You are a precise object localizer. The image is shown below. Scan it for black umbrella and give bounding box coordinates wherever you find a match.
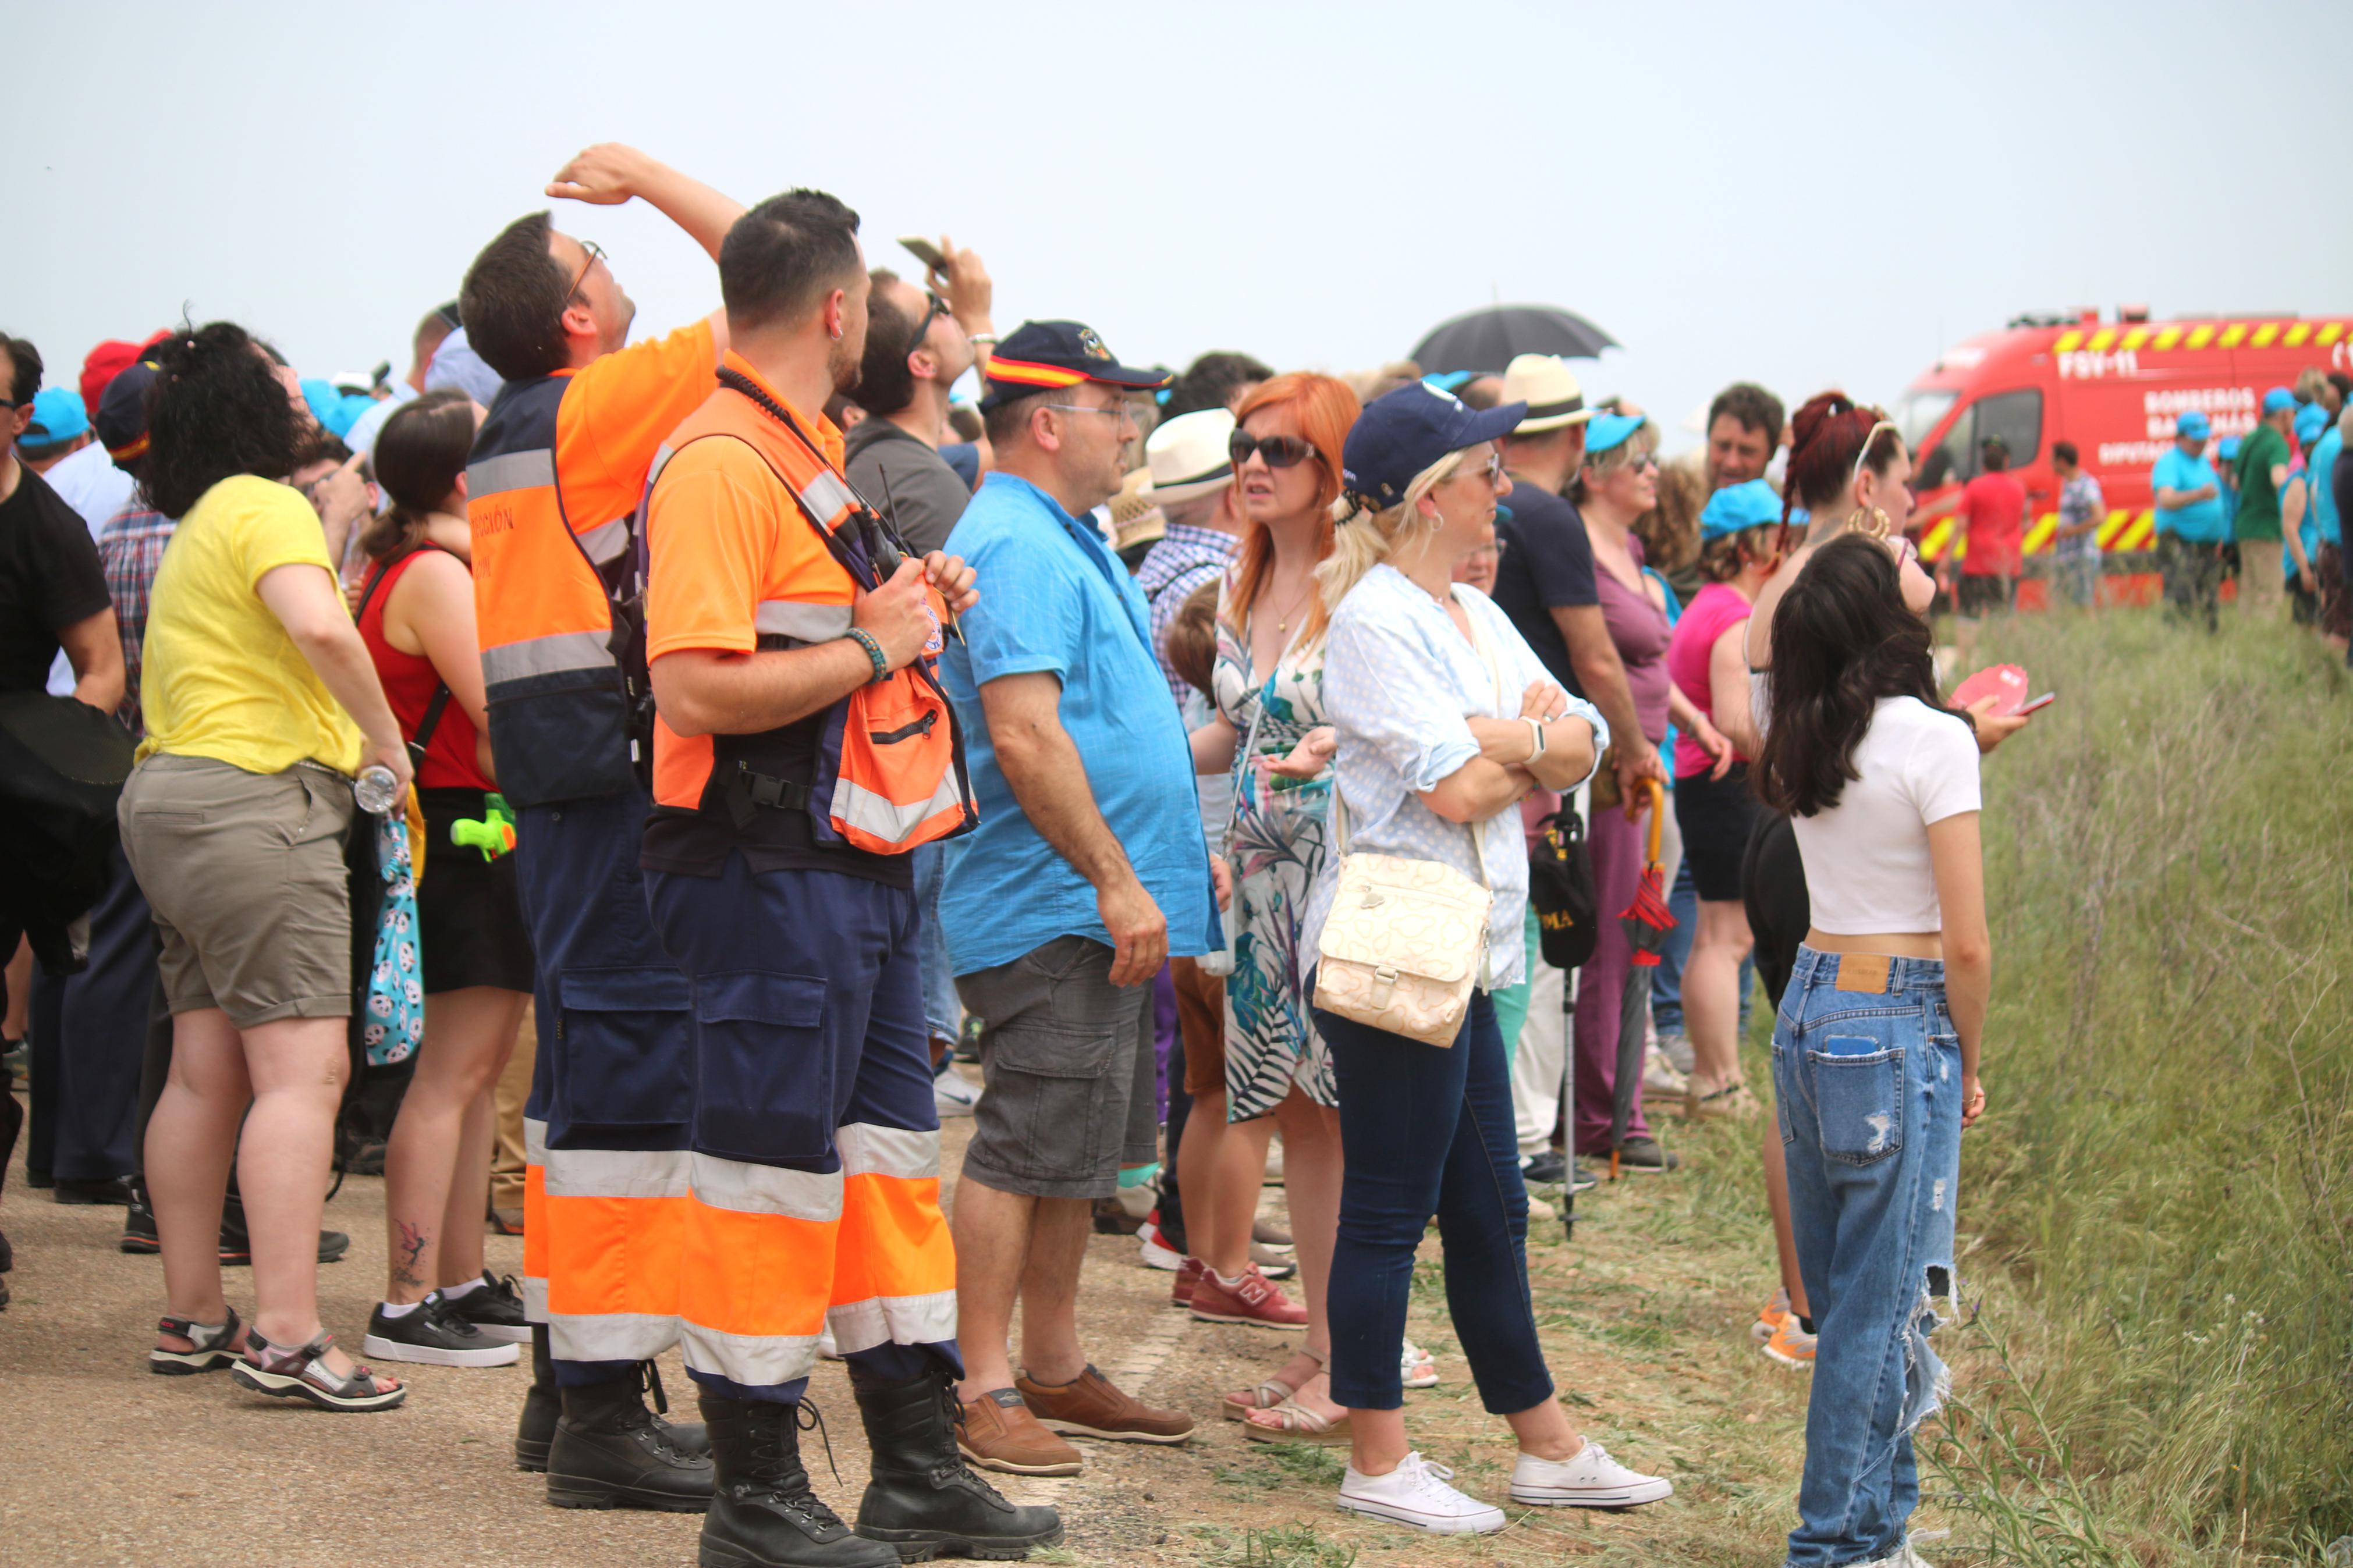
[1410,304,1620,376]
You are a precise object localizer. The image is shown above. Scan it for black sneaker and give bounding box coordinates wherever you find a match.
[1521,1149,1567,1186]
[363,1293,521,1367]
[218,1193,350,1265]
[123,1186,160,1253]
[1614,1137,1681,1174]
[1568,1162,1599,1194]
[442,1270,531,1343]
[55,1174,138,1206]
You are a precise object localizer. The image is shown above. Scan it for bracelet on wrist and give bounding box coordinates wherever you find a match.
[967,333,1000,347]
[1523,716,1546,761]
[845,627,891,684]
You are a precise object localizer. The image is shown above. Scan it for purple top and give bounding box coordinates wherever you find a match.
[1593,532,1672,745]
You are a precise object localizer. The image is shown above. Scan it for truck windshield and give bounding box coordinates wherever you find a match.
[1896,389,1956,452]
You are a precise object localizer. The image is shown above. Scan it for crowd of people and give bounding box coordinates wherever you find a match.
[5,140,2341,1568]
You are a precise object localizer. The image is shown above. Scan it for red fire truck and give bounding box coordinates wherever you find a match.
[1897,307,2348,600]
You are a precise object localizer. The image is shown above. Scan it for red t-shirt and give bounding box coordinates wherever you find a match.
[1959,471,2026,578]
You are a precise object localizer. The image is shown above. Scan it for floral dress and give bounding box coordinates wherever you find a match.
[1211,579,1336,1120]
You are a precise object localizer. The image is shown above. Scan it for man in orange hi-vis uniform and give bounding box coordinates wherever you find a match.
[456,144,740,1514]
[640,191,1060,1568]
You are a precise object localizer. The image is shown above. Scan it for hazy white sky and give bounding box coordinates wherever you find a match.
[13,0,2351,448]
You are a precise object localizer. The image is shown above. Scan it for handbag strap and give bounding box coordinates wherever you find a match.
[1216,608,1313,861]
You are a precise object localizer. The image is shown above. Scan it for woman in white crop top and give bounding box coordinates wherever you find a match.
[1751,531,1989,1568]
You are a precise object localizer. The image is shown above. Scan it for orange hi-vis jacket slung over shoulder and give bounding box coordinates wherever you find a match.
[639,353,975,856]
[466,320,716,807]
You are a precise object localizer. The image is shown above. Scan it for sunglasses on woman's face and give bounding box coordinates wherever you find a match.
[1229,431,1317,469]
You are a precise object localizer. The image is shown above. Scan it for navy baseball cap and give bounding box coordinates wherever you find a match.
[978,319,1171,413]
[1340,381,1525,512]
[97,361,161,466]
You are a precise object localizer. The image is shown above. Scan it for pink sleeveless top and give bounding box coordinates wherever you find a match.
[1666,581,1754,779]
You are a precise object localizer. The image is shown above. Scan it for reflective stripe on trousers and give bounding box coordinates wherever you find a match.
[645,855,959,1398]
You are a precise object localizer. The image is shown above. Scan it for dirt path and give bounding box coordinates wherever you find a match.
[0,1083,1854,1567]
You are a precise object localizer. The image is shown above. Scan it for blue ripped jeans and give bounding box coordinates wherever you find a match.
[1772,947,1964,1568]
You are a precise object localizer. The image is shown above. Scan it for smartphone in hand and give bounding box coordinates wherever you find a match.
[899,236,947,272]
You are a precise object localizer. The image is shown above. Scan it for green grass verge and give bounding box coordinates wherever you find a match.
[1926,606,2353,1563]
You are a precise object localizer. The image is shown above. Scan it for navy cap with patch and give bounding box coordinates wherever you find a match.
[978,319,1171,412]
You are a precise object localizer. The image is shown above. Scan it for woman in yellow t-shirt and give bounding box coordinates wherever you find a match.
[120,323,413,1412]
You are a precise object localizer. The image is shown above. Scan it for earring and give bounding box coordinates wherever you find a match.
[1846,506,1891,539]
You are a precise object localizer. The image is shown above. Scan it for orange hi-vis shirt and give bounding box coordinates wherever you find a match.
[640,354,925,883]
[465,318,715,806]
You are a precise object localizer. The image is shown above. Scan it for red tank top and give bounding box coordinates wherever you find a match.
[357,546,495,792]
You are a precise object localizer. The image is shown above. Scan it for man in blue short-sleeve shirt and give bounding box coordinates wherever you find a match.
[934,322,1211,1472]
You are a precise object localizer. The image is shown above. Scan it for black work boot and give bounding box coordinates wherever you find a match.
[643,1357,712,1459]
[850,1364,1063,1560]
[514,1325,561,1471]
[546,1372,715,1512]
[698,1396,897,1567]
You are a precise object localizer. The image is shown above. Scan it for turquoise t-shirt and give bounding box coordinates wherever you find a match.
[938,474,1220,976]
[2151,449,2228,543]
[2309,427,2342,547]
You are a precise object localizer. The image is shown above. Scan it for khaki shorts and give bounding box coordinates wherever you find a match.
[955,936,1158,1200]
[119,753,356,1029]
[1170,956,1227,1099]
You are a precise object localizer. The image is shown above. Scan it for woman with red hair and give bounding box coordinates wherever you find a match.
[1183,372,1369,1438]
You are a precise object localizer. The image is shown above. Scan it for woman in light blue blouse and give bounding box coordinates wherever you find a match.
[1296,383,1673,1535]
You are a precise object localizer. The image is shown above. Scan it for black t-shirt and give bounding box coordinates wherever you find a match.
[1490,478,1599,698]
[0,464,111,694]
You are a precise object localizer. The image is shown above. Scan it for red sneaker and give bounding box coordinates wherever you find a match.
[1172,1256,1205,1309]
[1188,1265,1307,1329]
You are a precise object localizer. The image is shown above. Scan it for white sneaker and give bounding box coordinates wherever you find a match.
[933,1065,981,1118]
[1337,1451,1506,1535]
[1856,1545,1937,1568]
[1509,1439,1673,1507]
[1136,1218,1184,1271]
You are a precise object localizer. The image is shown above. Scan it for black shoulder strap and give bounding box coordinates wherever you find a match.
[354,543,459,765]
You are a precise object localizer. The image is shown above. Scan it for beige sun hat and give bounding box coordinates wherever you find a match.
[1500,354,1598,433]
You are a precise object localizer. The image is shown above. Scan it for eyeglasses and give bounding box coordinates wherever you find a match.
[566,239,608,302]
[1228,431,1318,469]
[906,290,945,354]
[1044,402,1135,428]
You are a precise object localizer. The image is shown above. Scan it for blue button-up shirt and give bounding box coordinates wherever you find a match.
[940,474,1219,976]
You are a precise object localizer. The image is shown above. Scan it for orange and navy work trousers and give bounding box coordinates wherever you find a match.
[646,854,961,1403]
[514,785,693,1387]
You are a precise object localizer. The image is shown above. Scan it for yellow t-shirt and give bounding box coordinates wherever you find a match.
[137,474,364,775]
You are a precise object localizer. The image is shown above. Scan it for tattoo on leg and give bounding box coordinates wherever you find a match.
[393,1221,430,1290]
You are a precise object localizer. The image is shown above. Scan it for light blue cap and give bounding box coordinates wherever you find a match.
[21,387,88,450]
[2294,401,2329,446]
[2262,386,2297,415]
[1699,478,1786,539]
[2219,436,2242,460]
[2176,410,2210,439]
[1584,411,1646,456]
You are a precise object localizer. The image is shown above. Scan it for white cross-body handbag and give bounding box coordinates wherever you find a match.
[1310,588,1507,1048]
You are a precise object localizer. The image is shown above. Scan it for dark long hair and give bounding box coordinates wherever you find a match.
[1755,533,1951,817]
[362,389,476,561]
[144,323,306,520]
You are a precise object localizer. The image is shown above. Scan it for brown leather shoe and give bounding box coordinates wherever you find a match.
[1016,1365,1195,1445]
[957,1386,1082,1475]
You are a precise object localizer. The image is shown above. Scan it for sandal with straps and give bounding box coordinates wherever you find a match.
[230,1328,407,1411]
[1401,1338,1439,1390]
[1222,1347,1325,1421]
[1240,1396,1353,1446]
[151,1307,246,1375]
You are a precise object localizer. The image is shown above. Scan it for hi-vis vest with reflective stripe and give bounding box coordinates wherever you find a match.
[642,381,977,856]
[466,375,644,807]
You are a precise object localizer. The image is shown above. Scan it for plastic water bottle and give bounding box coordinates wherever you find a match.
[352,765,401,816]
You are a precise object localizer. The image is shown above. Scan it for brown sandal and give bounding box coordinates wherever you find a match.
[230,1328,406,1411]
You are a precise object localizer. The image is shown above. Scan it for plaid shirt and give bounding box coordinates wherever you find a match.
[1134,521,1238,705]
[98,501,178,736]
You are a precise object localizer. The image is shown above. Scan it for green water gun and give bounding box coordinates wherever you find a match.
[451,793,516,861]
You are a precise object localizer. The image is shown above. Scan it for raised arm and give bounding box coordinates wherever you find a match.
[546,144,746,263]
